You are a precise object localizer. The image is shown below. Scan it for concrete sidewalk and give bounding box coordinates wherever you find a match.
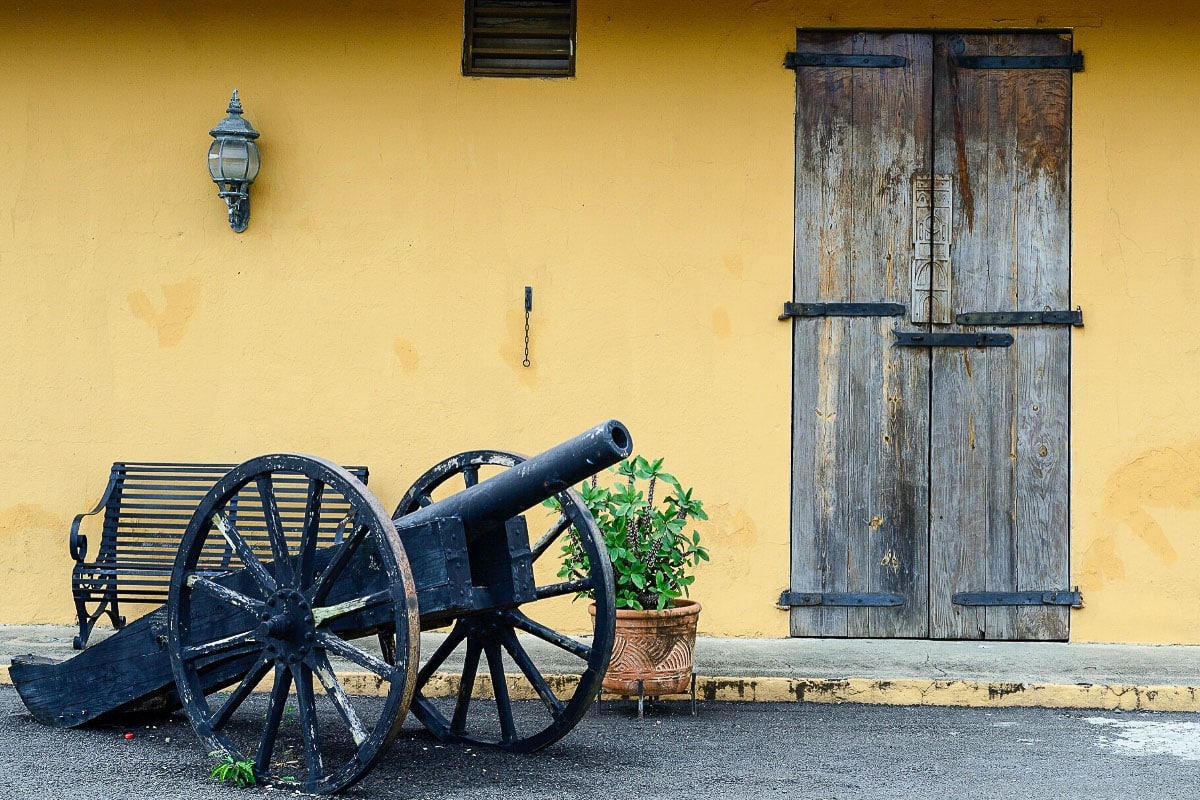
[3,624,1199,711]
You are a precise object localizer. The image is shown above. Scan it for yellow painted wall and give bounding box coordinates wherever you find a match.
[0,1,1197,644]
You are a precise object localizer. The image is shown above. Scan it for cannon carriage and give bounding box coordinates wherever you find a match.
[11,420,632,794]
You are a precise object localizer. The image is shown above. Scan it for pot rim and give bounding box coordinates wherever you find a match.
[589,598,701,619]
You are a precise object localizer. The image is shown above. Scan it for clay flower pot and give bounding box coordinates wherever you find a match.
[591,599,701,696]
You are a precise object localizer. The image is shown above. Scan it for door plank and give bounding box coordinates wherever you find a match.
[790,31,932,637]
[928,33,1072,640]
[1010,38,1073,641]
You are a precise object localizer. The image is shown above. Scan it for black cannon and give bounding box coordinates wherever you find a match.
[11,420,632,793]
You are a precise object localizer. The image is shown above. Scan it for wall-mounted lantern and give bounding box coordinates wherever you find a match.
[207,90,260,233]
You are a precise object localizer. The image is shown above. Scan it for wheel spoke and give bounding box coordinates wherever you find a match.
[187,640,263,672]
[483,640,516,745]
[417,624,469,685]
[506,610,592,661]
[182,628,260,664]
[298,479,325,586]
[186,575,263,615]
[416,493,433,508]
[311,589,391,627]
[500,628,564,718]
[291,663,324,787]
[531,513,573,560]
[212,657,273,730]
[378,631,398,666]
[462,465,480,488]
[311,516,369,604]
[534,577,594,600]
[211,511,277,594]
[255,663,293,775]
[451,638,483,735]
[309,652,371,746]
[316,630,396,679]
[257,476,295,586]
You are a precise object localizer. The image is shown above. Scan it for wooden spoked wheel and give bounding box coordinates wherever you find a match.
[167,454,419,794]
[393,450,616,753]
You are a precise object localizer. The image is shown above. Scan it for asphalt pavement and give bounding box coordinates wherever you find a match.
[1,686,1198,799]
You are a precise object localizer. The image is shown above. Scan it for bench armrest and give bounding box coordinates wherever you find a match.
[69,468,121,563]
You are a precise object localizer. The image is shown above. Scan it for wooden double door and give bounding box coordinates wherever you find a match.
[787,31,1076,640]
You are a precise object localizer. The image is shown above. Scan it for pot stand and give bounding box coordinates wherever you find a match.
[594,672,697,719]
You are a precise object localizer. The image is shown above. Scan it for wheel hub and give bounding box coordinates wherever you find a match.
[257,589,315,664]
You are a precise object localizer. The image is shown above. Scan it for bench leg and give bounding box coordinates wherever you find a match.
[73,592,98,650]
[72,578,126,649]
[108,597,126,631]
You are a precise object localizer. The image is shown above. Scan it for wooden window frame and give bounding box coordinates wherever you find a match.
[463,0,577,78]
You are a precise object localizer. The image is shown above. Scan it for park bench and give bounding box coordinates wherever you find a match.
[68,461,369,649]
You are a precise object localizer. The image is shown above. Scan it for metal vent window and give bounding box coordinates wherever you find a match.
[463,0,576,78]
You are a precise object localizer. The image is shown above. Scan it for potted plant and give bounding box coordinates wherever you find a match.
[554,455,709,696]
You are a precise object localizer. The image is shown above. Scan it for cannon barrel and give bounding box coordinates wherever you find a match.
[394,419,632,537]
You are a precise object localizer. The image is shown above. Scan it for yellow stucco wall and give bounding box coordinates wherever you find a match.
[0,1,1197,643]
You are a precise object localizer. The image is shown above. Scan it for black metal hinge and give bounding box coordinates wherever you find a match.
[956,309,1084,327]
[785,52,908,69]
[955,53,1084,72]
[778,591,905,608]
[893,331,1014,348]
[780,302,906,320]
[952,590,1083,608]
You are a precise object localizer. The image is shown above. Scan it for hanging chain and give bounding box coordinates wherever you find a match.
[522,286,532,368]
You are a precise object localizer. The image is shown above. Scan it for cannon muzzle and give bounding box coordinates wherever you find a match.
[393,419,632,537]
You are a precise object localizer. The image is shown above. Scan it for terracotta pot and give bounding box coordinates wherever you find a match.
[590,599,701,696]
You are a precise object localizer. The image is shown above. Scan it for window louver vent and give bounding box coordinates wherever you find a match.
[463,0,576,78]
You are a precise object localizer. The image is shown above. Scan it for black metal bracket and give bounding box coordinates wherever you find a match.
[956,309,1083,327]
[780,302,906,320]
[955,53,1084,72]
[785,52,908,69]
[778,591,905,608]
[893,331,1014,348]
[952,590,1083,608]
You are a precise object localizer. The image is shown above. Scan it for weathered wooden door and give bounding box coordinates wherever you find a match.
[787,31,1075,640]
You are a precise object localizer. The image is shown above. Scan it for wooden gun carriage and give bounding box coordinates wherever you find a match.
[11,420,632,794]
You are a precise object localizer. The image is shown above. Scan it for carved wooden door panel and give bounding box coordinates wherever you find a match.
[788,31,1074,640]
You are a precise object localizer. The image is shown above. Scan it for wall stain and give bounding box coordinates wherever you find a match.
[392,338,420,374]
[128,278,202,347]
[0,504,65,539]
[722,253,744,279]
[1080,535,1127,588]
[712,307,732,339]
[1098,443,1200,566]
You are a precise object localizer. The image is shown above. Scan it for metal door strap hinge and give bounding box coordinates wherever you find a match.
[955,53,1084,72]
[893,331,1014,348]
[785,52,908,69]
[952,590,1083,608]
[780,302,906,320]
[778,591,905,608]
[956,309,1083,327]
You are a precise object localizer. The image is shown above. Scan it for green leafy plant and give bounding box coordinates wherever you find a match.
[209,750,256,788]
[552,455,709,610]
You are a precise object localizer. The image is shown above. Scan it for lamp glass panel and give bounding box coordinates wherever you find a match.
[207,140,224,180]
[217,139,250,181]
[244,141,260,182]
